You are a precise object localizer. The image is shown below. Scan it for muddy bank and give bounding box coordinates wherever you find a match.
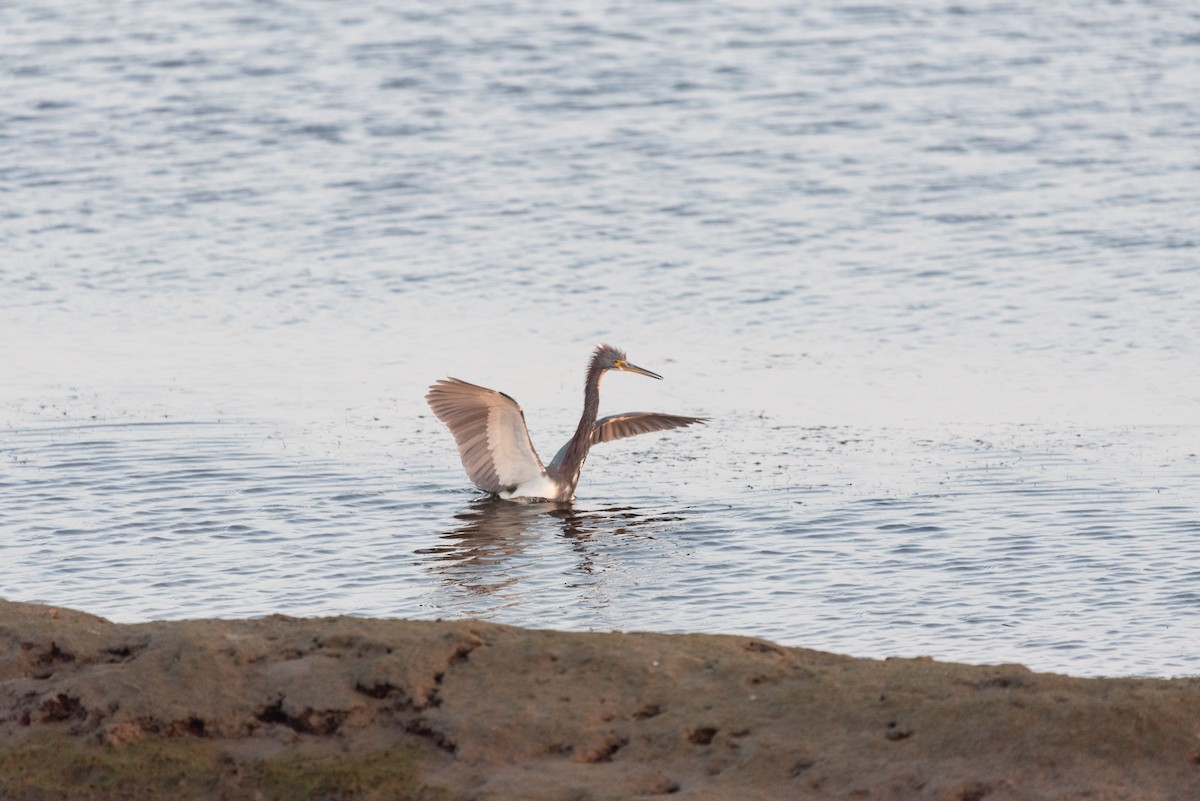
[1,599,1198,800]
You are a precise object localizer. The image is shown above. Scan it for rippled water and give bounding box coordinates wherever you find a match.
[3,0,1198,677]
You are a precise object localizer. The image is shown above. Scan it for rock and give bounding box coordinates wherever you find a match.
[1,598,1198,800]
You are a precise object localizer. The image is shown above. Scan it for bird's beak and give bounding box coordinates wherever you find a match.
[615,360,662,380]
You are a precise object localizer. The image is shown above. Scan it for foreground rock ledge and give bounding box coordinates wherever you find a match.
[1,600,1198,800]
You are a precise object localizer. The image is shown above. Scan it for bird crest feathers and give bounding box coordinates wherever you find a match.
[590,343,626,369]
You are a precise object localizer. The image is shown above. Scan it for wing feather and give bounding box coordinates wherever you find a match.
[591,412,708,445]
[426,378,547,492]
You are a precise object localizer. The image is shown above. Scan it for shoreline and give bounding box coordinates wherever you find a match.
[2,598,1198,799]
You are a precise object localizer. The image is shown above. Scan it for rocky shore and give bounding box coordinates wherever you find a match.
[1,598,1197,800]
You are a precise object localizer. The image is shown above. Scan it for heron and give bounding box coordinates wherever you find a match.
[426,344,707,502]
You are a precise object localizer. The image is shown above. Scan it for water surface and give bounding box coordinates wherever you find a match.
[2,0,1198,677]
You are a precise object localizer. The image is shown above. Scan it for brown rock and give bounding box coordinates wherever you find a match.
[2,598,1198,800]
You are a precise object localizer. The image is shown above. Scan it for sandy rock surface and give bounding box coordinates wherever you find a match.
[2,598,1198,800]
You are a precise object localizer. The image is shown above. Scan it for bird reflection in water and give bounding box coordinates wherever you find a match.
[415,495,687,598]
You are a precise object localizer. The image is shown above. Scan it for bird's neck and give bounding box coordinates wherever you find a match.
[555,363,603,498]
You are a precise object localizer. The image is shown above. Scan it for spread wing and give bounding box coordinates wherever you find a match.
[591,413,708,446]
[426,378,548,492]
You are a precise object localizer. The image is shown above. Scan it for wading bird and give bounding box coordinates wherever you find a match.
[426,344,706,502]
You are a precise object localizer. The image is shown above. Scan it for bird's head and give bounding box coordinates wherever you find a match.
[591,343,662,379]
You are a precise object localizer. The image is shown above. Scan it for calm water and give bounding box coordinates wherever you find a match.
[2,0,1198,677]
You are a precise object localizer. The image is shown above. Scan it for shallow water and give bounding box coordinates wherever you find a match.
[3,0,1199,677]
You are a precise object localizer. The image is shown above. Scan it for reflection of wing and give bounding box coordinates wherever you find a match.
[591,412,708,445]
[426,378,547,492]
